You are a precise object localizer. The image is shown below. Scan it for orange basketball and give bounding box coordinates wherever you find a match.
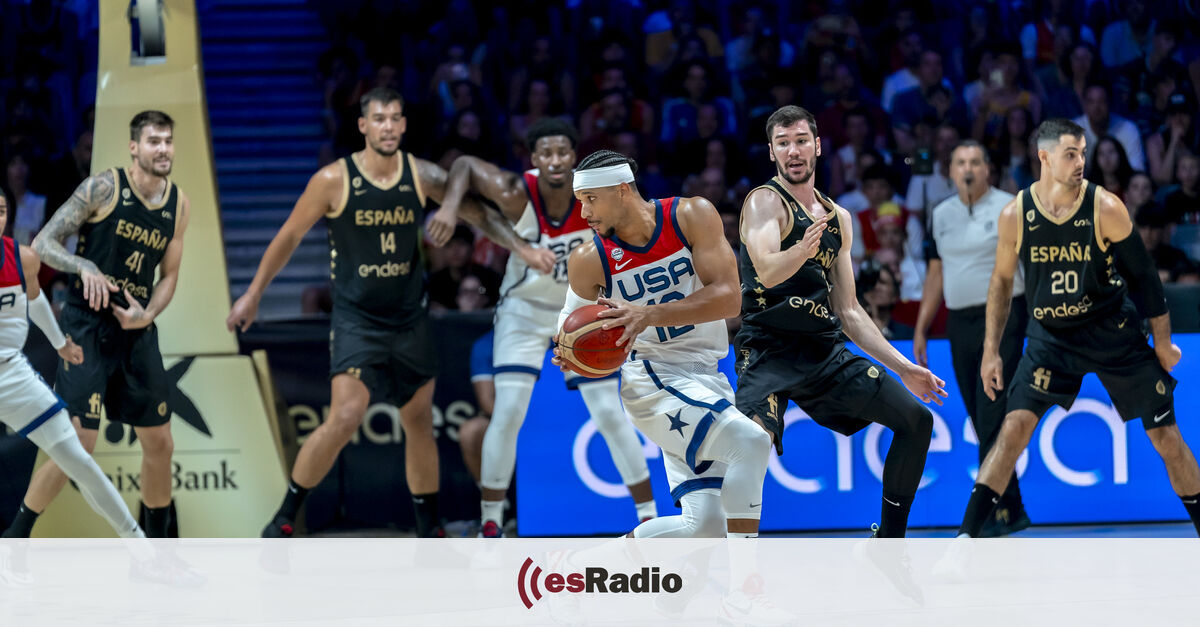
[557,304,627,378]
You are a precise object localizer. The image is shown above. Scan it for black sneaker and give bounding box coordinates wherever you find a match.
[980,506,1032,537]
[261,515,295,538]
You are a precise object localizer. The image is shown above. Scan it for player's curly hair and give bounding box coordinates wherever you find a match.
[575,149,639,175]
[525,118,578,152]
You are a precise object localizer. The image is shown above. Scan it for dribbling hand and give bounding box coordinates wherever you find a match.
[596,297,646,351]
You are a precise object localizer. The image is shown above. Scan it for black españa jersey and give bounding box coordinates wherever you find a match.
[739,179,844,343]
[1018,181,1127,329]
[328,151,426,328]
[69,167,177,310]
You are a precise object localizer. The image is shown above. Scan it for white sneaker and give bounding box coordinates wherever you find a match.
[852,525,924,605]
[0,543,32,588]
[931,535,974,583]
[718,575,797,626]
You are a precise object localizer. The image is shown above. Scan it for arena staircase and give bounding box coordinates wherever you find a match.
[199,0,328,318]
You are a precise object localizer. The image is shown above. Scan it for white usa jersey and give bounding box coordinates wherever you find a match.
[497,170,592,309]
[0,237,30,359]
[595,198,727,367]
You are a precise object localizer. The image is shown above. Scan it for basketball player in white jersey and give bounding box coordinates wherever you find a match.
[0,194,147,545]
[437,120,655,537]
[554,150,788,623]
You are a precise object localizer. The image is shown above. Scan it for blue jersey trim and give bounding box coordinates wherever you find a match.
[493,364,542,378]
[670,477,723,507]
[18,399,67,437]
[609,199,664,254]
[593,232,613,297]
[669,200,690,249]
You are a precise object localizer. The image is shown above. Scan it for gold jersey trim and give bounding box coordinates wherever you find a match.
[89,167,121,223]
[122,167,173,210]
[328,159,350,219]
[351,151,404,190]
[408,153,427,207]
[1029,181,1086,225]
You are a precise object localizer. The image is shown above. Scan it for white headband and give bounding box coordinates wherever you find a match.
[572,163,635,192]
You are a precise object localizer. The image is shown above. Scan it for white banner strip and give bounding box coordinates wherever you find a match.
[0,538,1196,625]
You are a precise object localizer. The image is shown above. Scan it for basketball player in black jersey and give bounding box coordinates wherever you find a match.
[226,88,553,538]
[2,111,190,539]
[735,106,947,539]
[945,119,1200,544]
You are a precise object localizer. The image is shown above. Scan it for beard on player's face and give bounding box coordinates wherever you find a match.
[137,152,172,176]
[776,160,814,185]
[368,136,399,157]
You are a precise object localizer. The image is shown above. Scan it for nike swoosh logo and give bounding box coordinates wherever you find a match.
[991,498,999,504]
[883,497,900,507]
[354,190,368,196]
[615,259,632,271]
[1118,319,1127,329]
[1154,410,1171,423]
[749,502,761,509]
[1184,499,1198,505]
[1029,224,1041,231]
[122,200,134,206]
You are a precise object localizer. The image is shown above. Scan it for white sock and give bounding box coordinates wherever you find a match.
[481,499,504,525]
[635,499,657,520]
[727,536,760,593]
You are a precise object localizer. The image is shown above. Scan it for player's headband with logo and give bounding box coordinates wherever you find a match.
[572,164,635,192]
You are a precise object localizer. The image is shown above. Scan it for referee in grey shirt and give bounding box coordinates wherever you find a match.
[914,140,1031,536]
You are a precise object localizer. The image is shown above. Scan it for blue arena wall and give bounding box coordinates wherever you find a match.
[516,334,1200,536]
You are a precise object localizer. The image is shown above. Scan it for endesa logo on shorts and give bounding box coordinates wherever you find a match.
[516,557,682,609]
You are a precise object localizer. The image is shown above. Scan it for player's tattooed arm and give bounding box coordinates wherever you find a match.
[413,156,554,274]
[432,156,528,245]
[33,170,119,310]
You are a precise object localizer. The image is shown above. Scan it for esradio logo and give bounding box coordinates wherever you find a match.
[517,557,683,609]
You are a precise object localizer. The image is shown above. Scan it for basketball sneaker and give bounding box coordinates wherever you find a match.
[261,515,295,538]
[478,520,503,538]
[718,574,797,626]
[853,525,924,605]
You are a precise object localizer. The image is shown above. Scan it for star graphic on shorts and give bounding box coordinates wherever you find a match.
[756,297,767,306]
[667,410,688,437]
[753,286,764,294]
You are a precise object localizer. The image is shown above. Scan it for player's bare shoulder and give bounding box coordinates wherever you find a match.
[673,195,721,238]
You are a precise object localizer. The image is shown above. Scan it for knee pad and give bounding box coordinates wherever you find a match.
[701,416,772,465]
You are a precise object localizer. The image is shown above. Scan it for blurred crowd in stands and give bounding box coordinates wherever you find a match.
[5,0,1200,339]
[309,0,1200,339]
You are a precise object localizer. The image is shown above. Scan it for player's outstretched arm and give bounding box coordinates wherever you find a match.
[33,169,119,310]
[596,197,741,347]
[741,187,828,288]
[828,205,947,405]
[226,165,338,332]
[430,156,529,246]
[19,245,82,364]
[412,156,554,274]
[114,192,191,330]
[1097,188,1179,371]
[980,198,1021,399]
